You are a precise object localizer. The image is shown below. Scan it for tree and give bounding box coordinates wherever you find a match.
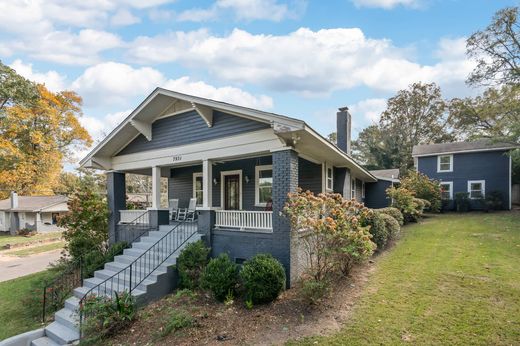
[0,60,39,113]
[0,84,92,198]
[467,7,520,86]
[352,125,399,170]
[449,85,520,145]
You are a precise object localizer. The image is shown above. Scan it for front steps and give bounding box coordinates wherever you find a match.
[30,224,201,346]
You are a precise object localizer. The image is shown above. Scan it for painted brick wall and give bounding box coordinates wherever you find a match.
[365,180,392,208]
[118,110,269,156]
[417,150,511,209]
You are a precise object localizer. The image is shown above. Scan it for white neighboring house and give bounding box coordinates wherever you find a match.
[0,192,68,235]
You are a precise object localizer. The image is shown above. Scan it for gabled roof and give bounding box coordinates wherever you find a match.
[412,139,517,157]
[0,195,68,212]
[369,169,400,182]
[80,88,377,182]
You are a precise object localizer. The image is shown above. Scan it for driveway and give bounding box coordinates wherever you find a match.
[0,249,62,282]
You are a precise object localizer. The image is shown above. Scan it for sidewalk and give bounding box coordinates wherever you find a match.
[0,249,62,282]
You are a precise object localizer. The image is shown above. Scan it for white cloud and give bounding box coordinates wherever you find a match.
[110,9,141,26]
[176,0,306,22]
[9,59,67,92]
[351,0,421,9]
[128,28,473,96]
[349,98,387,123]
[71,62,274,109]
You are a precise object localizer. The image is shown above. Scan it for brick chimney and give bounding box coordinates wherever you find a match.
[10,191,18,209]
[336,106,352,155]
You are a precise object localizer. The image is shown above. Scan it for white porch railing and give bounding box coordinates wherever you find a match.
[215,210,273,231]
[119,210,149,224]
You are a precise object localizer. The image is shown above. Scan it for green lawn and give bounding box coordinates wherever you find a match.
[0,271,55,340]
[294,212,520,346]
[5,241,65,257]
[0,232,62,249]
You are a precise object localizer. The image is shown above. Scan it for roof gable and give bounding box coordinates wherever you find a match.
[412,140,517,157]
[0,195,68,212]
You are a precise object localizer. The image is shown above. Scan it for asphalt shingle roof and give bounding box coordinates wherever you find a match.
[0,195,68,212]
[369,169,400,181]
[412,140,517,157]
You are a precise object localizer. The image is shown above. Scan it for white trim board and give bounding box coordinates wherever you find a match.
[192,172,203,207]
[439,181,453,200]
[255,164,273,207]
[467,180,486,199]
[437,154,453,173]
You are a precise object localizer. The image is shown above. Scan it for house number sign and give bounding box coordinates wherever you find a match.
[172,155,182,162]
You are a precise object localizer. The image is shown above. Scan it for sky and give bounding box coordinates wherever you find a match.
[1,0,517,167]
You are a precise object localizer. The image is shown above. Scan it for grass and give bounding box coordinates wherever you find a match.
[0,271,55,340]
[5,241,65,257]
[294,212,520,346]
[0,232,62,249]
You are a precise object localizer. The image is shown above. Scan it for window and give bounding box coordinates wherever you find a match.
[440,181,453,200]
[437,155,453,172]
[326,164,333,191]
[193,173,203,206]
[351,178,356,199]
[468,180,485,199]
[255,165,273,206]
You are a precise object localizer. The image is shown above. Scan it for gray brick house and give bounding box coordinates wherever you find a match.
[80,88,383,283]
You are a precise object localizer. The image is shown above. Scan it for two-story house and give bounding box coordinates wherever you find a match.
[412,140,516,210]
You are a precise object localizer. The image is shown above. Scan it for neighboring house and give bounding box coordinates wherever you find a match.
[365,169,400,209]
[0,192,68,235]
[412,140,516,210]
[79,88,389,284]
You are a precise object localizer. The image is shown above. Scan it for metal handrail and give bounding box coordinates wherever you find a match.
[78,219,198,339]
[116,209,151,244]
[41,211,152,323]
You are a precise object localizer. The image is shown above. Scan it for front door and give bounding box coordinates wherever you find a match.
[224,174,240,210]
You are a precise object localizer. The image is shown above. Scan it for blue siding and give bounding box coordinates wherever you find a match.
[118,110,269,155]
[298,158,321,194]
[334,167,348,195]
[417,150,510,209]
[365,180,392,208]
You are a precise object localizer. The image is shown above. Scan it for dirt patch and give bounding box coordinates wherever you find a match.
[107,261,378,346]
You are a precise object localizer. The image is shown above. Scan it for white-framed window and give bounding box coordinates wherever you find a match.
[192,172,203,206]
[351,178,356,199]
[468,180,485,199]
[326,164,334,191]
[437,154,453,172]
[255,165,273,207]
[440,181,453,200]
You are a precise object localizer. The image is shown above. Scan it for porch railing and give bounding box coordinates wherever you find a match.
[119,210,149,224]
[215,210,273,231]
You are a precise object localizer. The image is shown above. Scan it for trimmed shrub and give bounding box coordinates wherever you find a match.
[201,253,239,301]
[386,187,420,223]
[455,192,470,212]
[240,254,286,304]
[400,171,442,212]
[413,198,425,214]
[379,213,400,240]
[300,280,329,305]
[378,207,404,226]
[483,191,504,211]
[362,210,388,250]
[177,240,210,289]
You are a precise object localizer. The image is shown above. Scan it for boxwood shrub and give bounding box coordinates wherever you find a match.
[201,253,239,301]
[240,254,286,304]
[362,210,388,250]
[379,212,400,240]
[177,240,210,289]
[378,207,404,226]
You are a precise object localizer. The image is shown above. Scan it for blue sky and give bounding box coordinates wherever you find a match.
[0,0,517,165]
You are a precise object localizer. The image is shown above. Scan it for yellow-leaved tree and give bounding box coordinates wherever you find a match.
[0,82,92,198]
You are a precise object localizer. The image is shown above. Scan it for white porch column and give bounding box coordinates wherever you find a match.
[202,159,213,208]
[152,166,161,209]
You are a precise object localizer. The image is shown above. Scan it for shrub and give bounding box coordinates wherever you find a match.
[300,280,329,305]
[379,213,400,240]
[362,210,388,250]
[455,192,470,212]
[386,187,420,223]
[80,291,136,343]
[483,191,504,211]
[158,309,194,338]
[17,228,36,237]
[378,207,404,226]
[177,240,210,289]
[240,254,286,304]
[413,198,425,214]
[400,171,442,212]
[441,199,453,212]
[284,190,376,280]
[201,253,239,301]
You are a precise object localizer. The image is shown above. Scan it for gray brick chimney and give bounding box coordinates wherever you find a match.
[337,106,352,155]
[10,191,18,209]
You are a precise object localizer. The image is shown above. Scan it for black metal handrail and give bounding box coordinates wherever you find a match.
[42,210,152,323]
[116,209,152,244]
[78,219,198,338]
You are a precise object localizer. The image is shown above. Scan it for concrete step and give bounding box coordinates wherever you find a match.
[83,276,154,292]
[73,284,146,300]
[54,308,78,330]
[30,336,60,346]
[44,321,79,345]
[94,268,167,284]
[114,254,177,267]
[64,296,80,311]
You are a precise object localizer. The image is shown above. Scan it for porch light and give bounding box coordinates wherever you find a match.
[245,175,250,183]
[213,178,219,185]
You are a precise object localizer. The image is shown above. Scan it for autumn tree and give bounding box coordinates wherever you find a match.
[0,61,39,112]
[0,84,92,198]
[467,7,520,86]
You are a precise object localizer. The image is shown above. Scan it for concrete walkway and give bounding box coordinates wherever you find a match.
[0,249,62,283]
